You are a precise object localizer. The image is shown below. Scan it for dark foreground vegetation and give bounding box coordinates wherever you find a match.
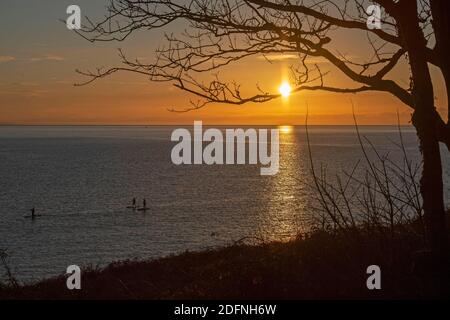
[1,224,449,300]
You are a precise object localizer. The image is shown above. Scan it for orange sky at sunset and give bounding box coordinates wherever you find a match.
[0,1,448,125]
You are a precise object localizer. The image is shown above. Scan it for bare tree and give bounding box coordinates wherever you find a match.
[307,113,425,242]
[77,0,449,255]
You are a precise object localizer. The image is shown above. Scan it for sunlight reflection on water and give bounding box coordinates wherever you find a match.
[0,125,448,282]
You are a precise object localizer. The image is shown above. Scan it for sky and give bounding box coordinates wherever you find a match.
[0,0,448,125]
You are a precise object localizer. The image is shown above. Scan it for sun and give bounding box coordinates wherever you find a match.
[279,82,292,98]
[279,125,293,134]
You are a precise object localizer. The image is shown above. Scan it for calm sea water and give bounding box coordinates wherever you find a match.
[0,125,449,283]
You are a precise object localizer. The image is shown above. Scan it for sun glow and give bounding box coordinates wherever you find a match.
[279,82,292,98]
[279,125,293,134]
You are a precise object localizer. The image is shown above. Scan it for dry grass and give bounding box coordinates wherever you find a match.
[1,225,448,300]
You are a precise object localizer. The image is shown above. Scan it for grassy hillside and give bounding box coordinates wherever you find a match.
[1,227,449,299]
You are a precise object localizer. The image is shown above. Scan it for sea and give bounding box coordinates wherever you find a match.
[0,125,449,283]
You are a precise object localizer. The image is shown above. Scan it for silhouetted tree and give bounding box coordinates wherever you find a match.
[78,0,449,255]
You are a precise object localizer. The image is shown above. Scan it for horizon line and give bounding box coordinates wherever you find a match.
[0,123,414,127]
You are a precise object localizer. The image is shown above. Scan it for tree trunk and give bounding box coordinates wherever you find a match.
[412,109,447,254]
[398,1,448,254]
[431,0,450,123]
[431,0,450,153]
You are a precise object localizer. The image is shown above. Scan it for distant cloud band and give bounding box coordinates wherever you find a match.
[30,54,64,62]
[0,56,15,63]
